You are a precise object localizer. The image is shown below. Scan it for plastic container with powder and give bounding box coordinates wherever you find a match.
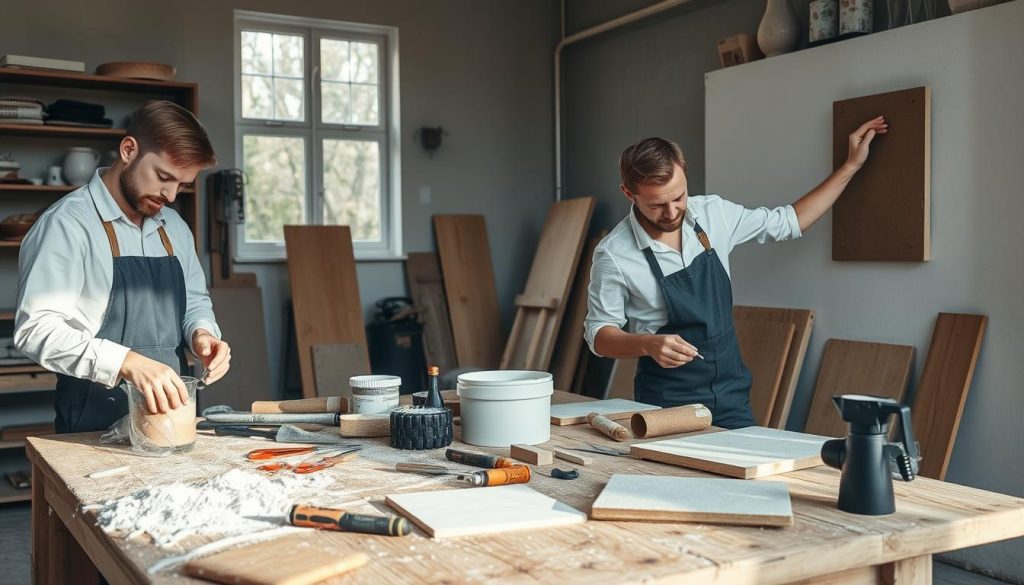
[349,375,402,414]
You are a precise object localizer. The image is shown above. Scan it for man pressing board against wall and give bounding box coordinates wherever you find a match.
[15,101,232,433]
[585,117,886,429]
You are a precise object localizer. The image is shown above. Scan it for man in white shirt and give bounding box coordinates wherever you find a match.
[15,100,232,433]
[585,116,887,429]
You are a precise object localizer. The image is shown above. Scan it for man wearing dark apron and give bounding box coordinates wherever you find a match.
[16,101,232,433]
[585,118,886,429]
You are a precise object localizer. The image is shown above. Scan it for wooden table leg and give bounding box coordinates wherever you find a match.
[32,462,100,585]
[31,463,49,585]
[881,555,932,585]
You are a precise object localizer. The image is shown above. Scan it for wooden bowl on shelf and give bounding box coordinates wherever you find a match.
[95,61,177,81]
[0,214,37,241]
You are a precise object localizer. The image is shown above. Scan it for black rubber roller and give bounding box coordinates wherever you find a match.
[390,406,453,450]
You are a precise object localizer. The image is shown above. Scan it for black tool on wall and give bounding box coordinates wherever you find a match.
[207,168,246,280]
[821,395,919,515]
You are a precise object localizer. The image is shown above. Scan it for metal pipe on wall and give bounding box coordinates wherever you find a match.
[554,0,696,201]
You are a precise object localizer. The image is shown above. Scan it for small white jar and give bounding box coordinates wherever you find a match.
[349,375,402,414]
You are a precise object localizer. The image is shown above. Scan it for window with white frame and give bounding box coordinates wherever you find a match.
[233,11,401,260]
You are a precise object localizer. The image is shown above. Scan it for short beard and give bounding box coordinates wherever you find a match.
[119,163,167,218]
[634,205,684,234]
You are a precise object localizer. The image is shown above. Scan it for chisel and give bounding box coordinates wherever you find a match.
[445,448,517,469]
[395,463,531,487]
[289,504,410,536]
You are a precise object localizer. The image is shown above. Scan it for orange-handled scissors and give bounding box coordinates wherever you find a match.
[246,445,358,461]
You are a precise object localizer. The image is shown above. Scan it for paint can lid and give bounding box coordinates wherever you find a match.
[349,375,402,389]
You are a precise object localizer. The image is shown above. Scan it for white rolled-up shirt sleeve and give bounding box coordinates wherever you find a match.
[722,198,802,247]
[178,227,221,350]
[14,215,129,388]
[584,246,630,356]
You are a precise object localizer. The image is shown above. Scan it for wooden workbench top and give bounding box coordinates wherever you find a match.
[26,391,1024,584]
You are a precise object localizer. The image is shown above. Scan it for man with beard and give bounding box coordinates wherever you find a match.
[585,117,887,429]
[15,100,231,433]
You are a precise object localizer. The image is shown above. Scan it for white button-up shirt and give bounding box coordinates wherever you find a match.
[584,195,802,355]
[14,169,220,388]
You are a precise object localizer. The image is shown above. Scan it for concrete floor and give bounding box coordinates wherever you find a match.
[0,502,1015,584]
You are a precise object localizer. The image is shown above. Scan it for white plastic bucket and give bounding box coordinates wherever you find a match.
[457,370,552,447]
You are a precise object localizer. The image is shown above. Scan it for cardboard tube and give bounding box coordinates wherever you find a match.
[630,404,713,438]
[587,412,632,442]
[251,396,347,414]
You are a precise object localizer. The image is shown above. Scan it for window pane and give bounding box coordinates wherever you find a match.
[322,139,380,241]
[243,135,306,243]
[274,78,305,121]
[350,84,379,125]
[241,31,272,75]
[273,33,303,78]
[241,75,273,119]
[321,82,350,124]
[320,38,349,82]
[350,42,378,84]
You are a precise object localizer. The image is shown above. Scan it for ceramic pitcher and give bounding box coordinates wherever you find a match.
[63,147,101,186]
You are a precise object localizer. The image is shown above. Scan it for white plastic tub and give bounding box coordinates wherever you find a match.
[457,370,552,447]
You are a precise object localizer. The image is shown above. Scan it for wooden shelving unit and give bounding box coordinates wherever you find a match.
[0,69,205,503]
[0,122,126,139]
[0,480,31,504]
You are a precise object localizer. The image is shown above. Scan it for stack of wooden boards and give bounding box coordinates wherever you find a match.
[404,198,597,384]
[606,305,816,427]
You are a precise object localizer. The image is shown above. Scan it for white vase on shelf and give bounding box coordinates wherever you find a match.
[62,147,100,186]
[757,0,800,57]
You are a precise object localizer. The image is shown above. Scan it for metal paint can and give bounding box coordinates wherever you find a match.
[349,375,402,414]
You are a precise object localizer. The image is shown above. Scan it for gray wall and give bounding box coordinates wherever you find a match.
[565,0,1023,579]
[706,1,1024,577]
[0,0,559,400]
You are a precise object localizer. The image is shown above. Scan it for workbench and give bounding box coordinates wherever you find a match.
[27,391,1024,584]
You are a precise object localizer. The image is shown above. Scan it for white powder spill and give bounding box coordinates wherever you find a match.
[95,468,332,547]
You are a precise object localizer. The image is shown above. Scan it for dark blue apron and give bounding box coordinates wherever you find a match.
[54,209,189,434]
[634,218,756,429]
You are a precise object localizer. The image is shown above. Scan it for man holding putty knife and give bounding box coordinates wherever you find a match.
[15,100,231,433]
[585,117,887,429]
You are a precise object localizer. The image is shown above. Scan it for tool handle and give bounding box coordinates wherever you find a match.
[445,448,515,469]
[214,426,277,439]
[290,504,410,536]
[246,447,313,460]
[252,397,344,414]
[478,465,531,486]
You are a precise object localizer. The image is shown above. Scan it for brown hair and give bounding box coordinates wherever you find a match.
[618,137,687,192]
[126,100,216,168]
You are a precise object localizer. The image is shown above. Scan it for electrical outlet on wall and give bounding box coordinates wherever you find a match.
[419,185,432,205]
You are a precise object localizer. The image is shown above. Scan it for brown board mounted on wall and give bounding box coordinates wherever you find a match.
[284,226,367,398]
[912,312,987,480]
[501,197,595,372]
[433,215,504,369]
[832,86,931,261]
[804,338,915,438]
[404,252,458,373]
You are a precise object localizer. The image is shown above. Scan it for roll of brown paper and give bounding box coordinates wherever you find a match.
[631,404,713,438]
[587,412,633,442]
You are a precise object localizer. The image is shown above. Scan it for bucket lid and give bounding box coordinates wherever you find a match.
[457,370,552,386]
[457,370,553,401]
[349,375,402,389]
